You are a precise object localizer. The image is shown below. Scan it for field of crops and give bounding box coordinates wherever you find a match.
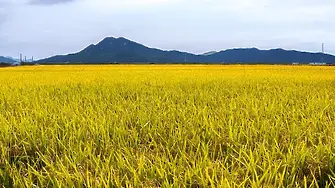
[0,65,334,187]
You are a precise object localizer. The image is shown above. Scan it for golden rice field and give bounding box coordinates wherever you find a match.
[0,65,334,187]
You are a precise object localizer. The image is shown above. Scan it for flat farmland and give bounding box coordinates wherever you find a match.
[0,65,334,187]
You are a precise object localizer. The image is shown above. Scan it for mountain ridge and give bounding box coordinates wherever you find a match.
[37,37,335,64]
[0,56,16,63]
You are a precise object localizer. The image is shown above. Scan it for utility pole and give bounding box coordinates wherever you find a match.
[321,43,325,63]
[20,54,22,63]
[322,43,324,53]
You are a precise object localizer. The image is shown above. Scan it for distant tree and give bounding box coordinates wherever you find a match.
[0,62,11,67]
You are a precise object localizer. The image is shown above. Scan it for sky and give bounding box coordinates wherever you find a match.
[0,0,334,59]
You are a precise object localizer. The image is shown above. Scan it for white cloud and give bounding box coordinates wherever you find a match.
[0,0,334,58]
[29,0,77,5]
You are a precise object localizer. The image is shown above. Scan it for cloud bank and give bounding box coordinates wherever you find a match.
[29,0,76,5]
[0,0,334,59]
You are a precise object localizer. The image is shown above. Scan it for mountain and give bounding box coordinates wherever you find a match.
[39,37,202,64]
[38,37,335,64]
[205,48,335,64]
[202,51,218,56]
[0,56,16,63]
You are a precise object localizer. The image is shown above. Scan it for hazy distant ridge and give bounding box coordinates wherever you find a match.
[37,37,335,64]
[0,56,16,63]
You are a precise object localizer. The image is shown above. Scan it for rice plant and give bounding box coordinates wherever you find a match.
[0,65,334,187]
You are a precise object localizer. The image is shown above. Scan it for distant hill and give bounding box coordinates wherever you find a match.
[38,37,335,64]
[38,37,202,64]
[6,56,20,62]
[205,48,335,64]
[202,51,218,56]
[0,56,16,63]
